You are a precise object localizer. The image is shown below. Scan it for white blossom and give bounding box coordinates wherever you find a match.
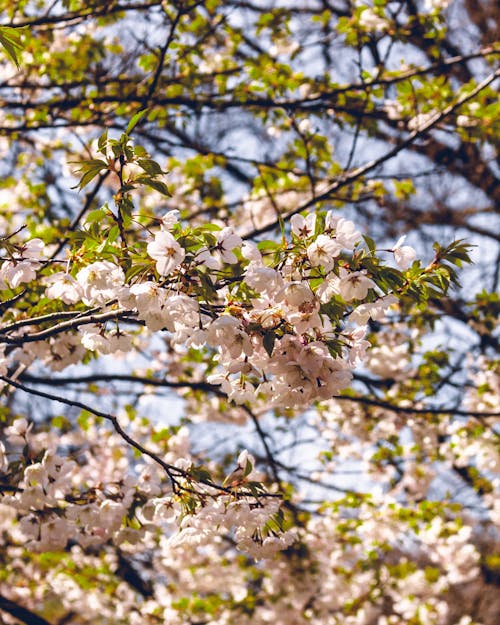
[291,213,316,238]
[338,269,375,301]
[159,209,180,231]
[147,231,185,276]
[408,111,437,132]
[76,261,125,305]
[216,227,242,264]
[0,441,8,473]
[45,272,84,304]
[276,281,315,307]
[307,234,342,269]
[0,259,38,288]
[424,0,451,10]
[5,417,33,446]
[349,294,398,324]
[393,235,417,270]
[359,7,390,31]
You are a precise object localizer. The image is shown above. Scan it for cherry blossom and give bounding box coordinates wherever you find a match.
[291,213,317,238]
[326,215,361,250]
[392,235,417,270]
[147,230,185,276]
[307,234,342,269]
[159,209,180,230]
[76,261,125,305]
[5,417,33,446]
[0,239,45,289]
[358,7,390,31]
[45,271,84,304]
[337,268,375,301]
[0,441,8,473]
[0,5,496,623]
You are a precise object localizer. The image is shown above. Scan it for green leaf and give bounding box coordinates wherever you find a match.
[71,159,108,190]
[189,466,213,483]
[85,208,107,223]
[263,331,276,357]
[0,26,28,68]
[243,458,254,477]
[126,109,148,135]
[257,239,281,252]
[137,158,165,176]
[363,235,376,254]
[246,481,267,496]
[107,225,120,243]
[133,145,148,157]
[136,176,171,196]
[97,129,108,154]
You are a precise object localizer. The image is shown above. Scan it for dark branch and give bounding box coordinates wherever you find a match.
[0,594,52,625]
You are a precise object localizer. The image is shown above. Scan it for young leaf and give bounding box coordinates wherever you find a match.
[137,158,166,176]
[243,458,254,477]
[263,331,276,357]
[0,26,28,69]
[97,129,108,154]
[363,235,376,254]
[126,109,148,135]
[71,159,108,190]
[136,176,171,196]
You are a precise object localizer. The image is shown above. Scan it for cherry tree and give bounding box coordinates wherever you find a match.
[0,1,498,624]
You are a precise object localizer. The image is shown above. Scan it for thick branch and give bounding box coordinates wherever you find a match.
[0,594,52,625]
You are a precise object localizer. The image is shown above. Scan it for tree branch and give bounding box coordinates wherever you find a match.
[242,67,500,239]
[0,594,52,625]
[0,375,279,499]
[17,372,500,418]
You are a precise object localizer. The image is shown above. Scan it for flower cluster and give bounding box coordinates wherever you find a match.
[0,238,45,289]
[1,415,290,559]
[34,211,420,411]
[0,2,497,623]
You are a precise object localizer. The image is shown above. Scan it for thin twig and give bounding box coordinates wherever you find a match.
[18,372,500,418]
